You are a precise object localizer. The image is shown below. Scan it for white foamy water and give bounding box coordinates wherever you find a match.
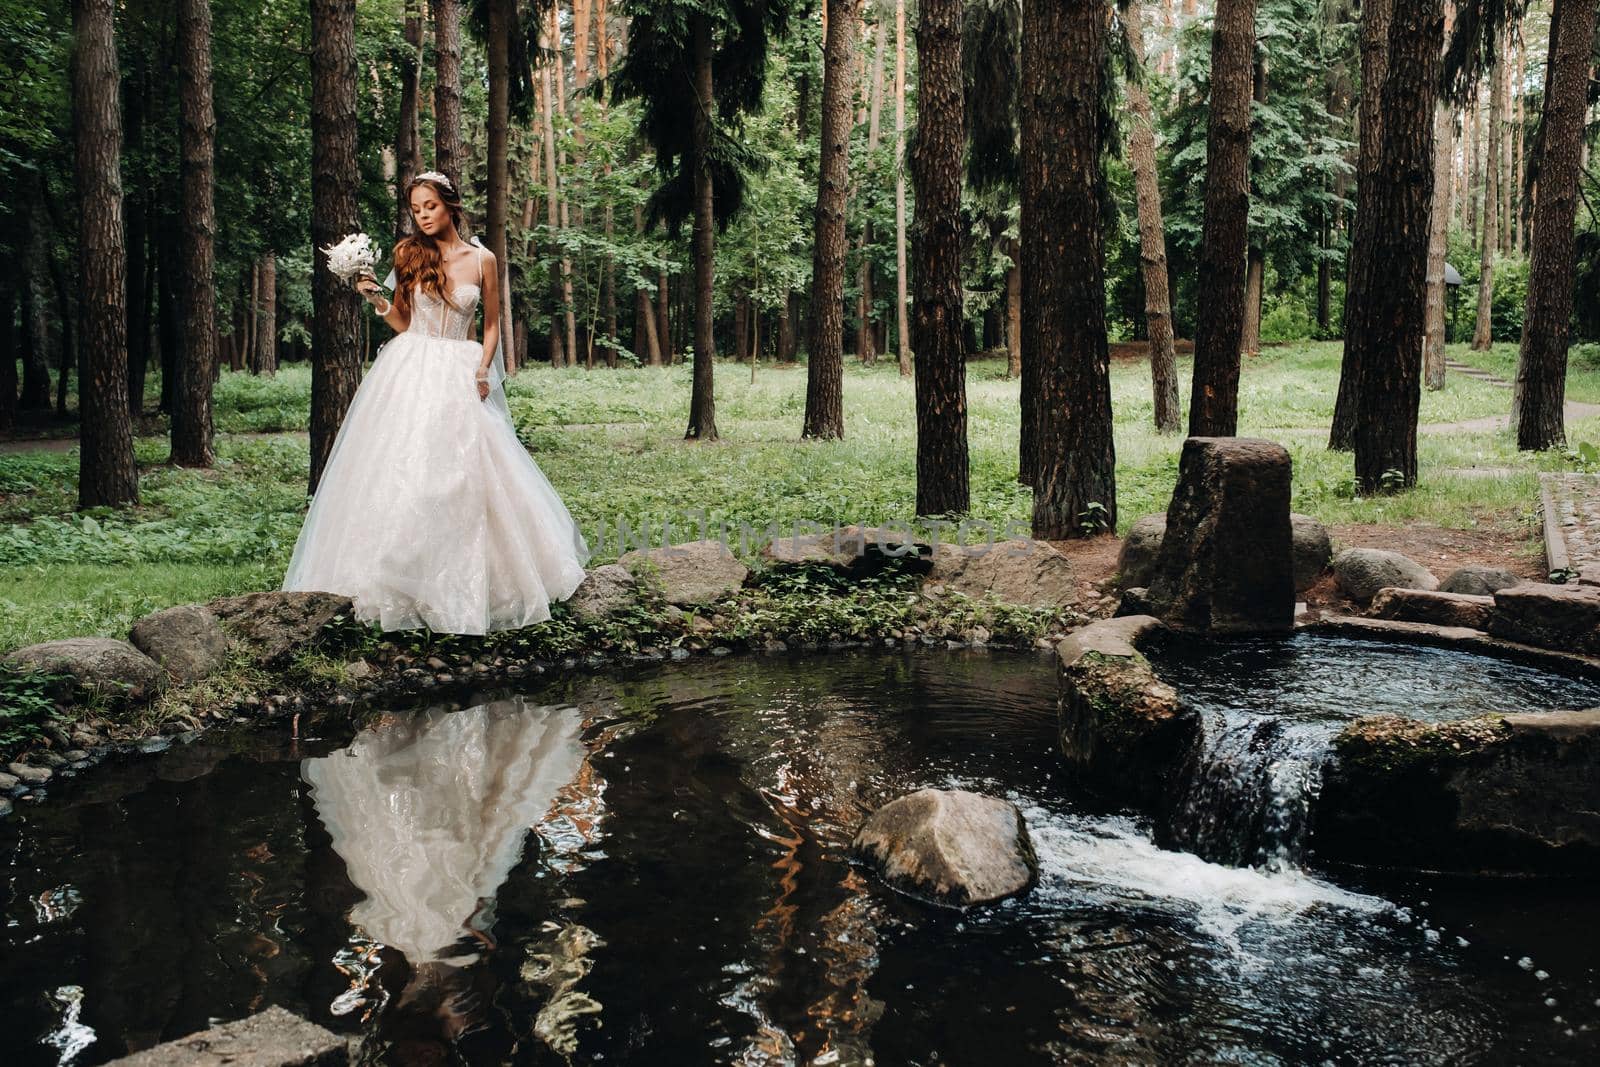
[1018,804,1389,955]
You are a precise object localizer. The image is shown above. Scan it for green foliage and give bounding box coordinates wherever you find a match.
[0,665,69,749]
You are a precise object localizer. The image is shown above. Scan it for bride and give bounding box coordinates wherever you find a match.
[282,172,590,634]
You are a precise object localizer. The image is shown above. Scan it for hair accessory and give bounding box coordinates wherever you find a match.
[415,170,455,192]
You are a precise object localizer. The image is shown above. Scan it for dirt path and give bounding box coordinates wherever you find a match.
[1420,399,1600,435]
[0,430,307,456]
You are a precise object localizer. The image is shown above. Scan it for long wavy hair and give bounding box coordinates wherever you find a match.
[393,175,469,318]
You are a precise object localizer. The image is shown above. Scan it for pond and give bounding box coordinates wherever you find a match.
[2,648,1597,1064]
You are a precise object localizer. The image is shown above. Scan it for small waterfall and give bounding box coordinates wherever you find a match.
[1166,709,1343,872]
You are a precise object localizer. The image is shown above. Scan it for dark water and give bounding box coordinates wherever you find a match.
[2,648,1598,1065]
[1145,631,1600,870]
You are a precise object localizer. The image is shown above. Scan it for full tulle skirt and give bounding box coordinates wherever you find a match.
[281,329,590,634]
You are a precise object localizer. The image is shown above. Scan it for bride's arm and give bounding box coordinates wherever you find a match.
[356,273,408,332]
[477,249,500,380]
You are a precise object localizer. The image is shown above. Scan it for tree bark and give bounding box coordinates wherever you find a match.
[804,0,861,440]
[487,0,513,375]
[1123,0,1181,431]
[1005,245,1022,380]
[538,24,565,367]
[912,0,968,516]
[686,14,718,439]
[1187,0,1257,438]
[1330,0,1391,449]
[1470,34,1502,351]
[1422,2,1455,391]
[433,0,464,191]
[893,0,912,378]
[1351,0,1442,491]
[395,2,423,239]
[1512,0,1595,450]
[19,195,51,412]
[855,9,888,365]
[125,61,151,418]
[658,269,672,364]
[309,0,362,494]
[256,251,278,376]
[1023,0,1114,536]
[552,5,578,365]
[0,284,15,432]
[71,0,138,506]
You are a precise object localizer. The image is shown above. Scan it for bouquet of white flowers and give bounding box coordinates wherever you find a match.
[320,232,381,288]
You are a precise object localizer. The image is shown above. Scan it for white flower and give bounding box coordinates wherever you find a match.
[320,232,380,286]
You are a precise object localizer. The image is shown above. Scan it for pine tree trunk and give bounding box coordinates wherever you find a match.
[1330,0,1391,449]
[538,29,565,368]
[48,250,74,419]
[1188,0,1257,437]
[71,0,138,506]
[658,269,672,364]
[1351,0,1442,492]
[1512,0,1596,450]
[156,222,178,414]
[18,196,51,412]
[0,285,16,432]
[1498,33,1512,255]
[894,0,911,377]
[734,295,749,363]
[855,10,888,365]
[912,0,969,516]
[125,63,150,418]
[256,251,278,376]
[309,0,362,495]
[395,3,423,239]
[1123,0,1180,431]
[686,14,718,440]
[487,0,512,378]
[1423,101,1454,390]
[552,6,578,364]
[1471,38,1502,351]
[804,0,860,440]
[433,0,464,191]
[1022,0,1114,536]
[1513,35,1524,254]
[1006,247,1022,380]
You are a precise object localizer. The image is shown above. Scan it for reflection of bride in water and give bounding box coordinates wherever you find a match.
[302,698,587,965]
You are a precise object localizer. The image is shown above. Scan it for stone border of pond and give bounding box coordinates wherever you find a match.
[1,531,1103,819]
[1056,613,1600,876]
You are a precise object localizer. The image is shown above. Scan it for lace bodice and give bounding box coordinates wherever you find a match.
[407,281,481,341]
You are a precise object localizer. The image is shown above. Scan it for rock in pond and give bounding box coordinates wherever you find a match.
[1332,548,1438,603]
[102,1005,349,1066]
[619,540,749,607]
[925,538,1076,610]
[3,637,164,704]
[1145,437,1296,633]
[1488,582,1600,654]
[129,604,229,683]
[1439,565,1524,597]
[206,591,355,668]
[566,563,639,623]
[852,788,1038,907]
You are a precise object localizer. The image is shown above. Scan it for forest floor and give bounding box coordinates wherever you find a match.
[2,339,1596,651]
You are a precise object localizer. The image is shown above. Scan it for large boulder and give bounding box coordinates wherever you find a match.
[925,538,1076,610]
[565,564,638,624]
[1488,582,1600,654]
[1145,437,1295,633]
[1115,515,1167,588]
[762,524,933,578]
[1317,709,1600,874]
[3,638,164,705]
[619,539,749,606]
[1368,588,1495,630]
[129,604,229,683]
[1290,513,1333,592]
[1123,511,1329,596]
[852,788,1037,907]
[205,591,354,667]
[1332,548,1438,603]
[1440,565,1524,597]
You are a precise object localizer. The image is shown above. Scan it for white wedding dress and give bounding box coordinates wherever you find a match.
[301,698,589,964]
[282,244,590,634]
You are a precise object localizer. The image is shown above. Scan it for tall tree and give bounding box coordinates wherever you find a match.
[894,0,911,377]
[1350,0,1443,490]
[856,7,888,364]
[1187,0,1258,437]
[486,0,513,376]
[71,0,137,506]
[1124,0,1182,432]
[255,251,278,376]
[434,0,464,190]
[804,0,862,440]
[538,22,566,367]
[1023,0,1115,537]
[395,2,424,239]
[1512,0,1596,449]
[1422,3,1455,391]
[1470,26,1502,351]
[171,0,217,468]
[913,0,969,514]
[1329,0,1391,449]
[308,0,362,494]
[612,0,799,440]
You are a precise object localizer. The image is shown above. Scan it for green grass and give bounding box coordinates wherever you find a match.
[3,339,1595,651]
